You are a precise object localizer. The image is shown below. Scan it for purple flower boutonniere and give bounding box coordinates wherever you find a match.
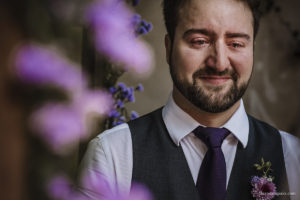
[251,158,277,200]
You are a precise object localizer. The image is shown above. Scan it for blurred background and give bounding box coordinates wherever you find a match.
[1,0,299,200]
[121,0,300,136]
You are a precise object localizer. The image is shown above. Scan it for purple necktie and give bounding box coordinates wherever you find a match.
[193,126,230,200]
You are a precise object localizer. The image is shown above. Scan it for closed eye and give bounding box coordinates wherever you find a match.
[195,40,207,45]
[229,42,245,49]
[190,38,209,48]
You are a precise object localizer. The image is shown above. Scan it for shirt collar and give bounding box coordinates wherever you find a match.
[162,93,249,148]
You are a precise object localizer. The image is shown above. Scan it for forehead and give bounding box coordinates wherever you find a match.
[177,0,253,37]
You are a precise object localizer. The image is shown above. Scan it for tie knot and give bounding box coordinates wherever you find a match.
[193,126,230,148]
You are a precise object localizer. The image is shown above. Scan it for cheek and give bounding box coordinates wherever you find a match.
[172,44,205,77]
[232,51,253,78]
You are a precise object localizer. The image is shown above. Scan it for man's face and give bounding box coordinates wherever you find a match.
[166,0,254,113]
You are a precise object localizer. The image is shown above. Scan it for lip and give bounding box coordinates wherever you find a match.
[198,75,231,85]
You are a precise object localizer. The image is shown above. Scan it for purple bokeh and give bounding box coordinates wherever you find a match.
[15,44,86,94]
[85,0,153,74]
[15,43,114,154]
[30,90,113,154]
[131,111,139,120]
[72,90,113,120]
[109,110,121,118]
[109,86,118,94]
[116,99,124,108]
[135,83,144,91]
[30,103,84,154]
[48,173,153,200]
[117,82,127,92]
[48,176,73,199]
[80,172,153,200]
[132,14,152,36]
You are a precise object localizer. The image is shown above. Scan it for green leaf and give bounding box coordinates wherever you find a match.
[254,164,260,168]
[261,158,265,164]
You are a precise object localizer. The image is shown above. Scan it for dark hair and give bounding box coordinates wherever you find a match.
[162,0,262,41]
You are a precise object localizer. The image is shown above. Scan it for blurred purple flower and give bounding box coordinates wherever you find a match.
[79,171,153,200]
[49,174,153,200]
[15,44,87,94]
[131,111,139,120]
[127,87,135,102]
[117,82,127,92]
[30,103,84,154]
[85,0,153,74]
[80,171,113,200]
[136,21,152,35]
[135,83,143,91]
[48,175,73,199]
[132,14,141,26]
[128,87,134,93]
[48,175,89,200]
[31,90,112,154]
[132,14,152,36]
[109,86,118,94]
[73,90,113,118]
[127,94,135,102]
[107,82,144,127]
[127,183,153,200]
[119,116,126,121]
[109,110,120,118]
[116,99,124,108]
[120,86,133,99]
[112,120,123,126]
[251,176,276,200]
[137,26,147,35]
[117,121,124,125]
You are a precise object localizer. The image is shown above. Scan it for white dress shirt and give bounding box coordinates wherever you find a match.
[79,95,300,199]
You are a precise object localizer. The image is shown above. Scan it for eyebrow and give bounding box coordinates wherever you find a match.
[183,29,216,38]
[225,32,251,41]
[183,29,251,41]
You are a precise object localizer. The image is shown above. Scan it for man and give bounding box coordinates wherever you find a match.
[79,0,300,199]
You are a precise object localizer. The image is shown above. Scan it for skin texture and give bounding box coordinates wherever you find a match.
[165,0,254,127]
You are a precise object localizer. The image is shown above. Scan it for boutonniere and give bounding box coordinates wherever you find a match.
[251,158,277,200]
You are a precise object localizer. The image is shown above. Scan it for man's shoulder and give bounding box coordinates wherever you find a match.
[279,130,300,152]
[92,107,163,146]
[248,114,300,146]
[247,114,285,137]
[128,107,163,125]
[127,107,164,139]
[247,114,278,131]
[91,123,131,148]
[279,130,300,140]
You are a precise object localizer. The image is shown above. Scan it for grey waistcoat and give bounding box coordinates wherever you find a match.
[128,108,289,200]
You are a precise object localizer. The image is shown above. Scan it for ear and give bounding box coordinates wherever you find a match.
[164,34,171,65]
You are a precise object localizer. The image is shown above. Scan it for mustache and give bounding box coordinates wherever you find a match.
[192,68,238,81]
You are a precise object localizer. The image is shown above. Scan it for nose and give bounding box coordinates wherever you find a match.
[205,41,230,72]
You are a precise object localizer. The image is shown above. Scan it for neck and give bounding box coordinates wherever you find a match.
[172,87,240,127]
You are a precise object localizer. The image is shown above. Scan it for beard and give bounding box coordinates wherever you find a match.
[170,64,251,113]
